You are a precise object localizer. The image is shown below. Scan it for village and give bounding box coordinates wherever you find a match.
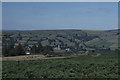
[24,44,71,55]
[2,29,117,57]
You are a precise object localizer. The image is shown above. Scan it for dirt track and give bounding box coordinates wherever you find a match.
[1,54,70,61]
[1,53,101,61]
[91,53,101,57]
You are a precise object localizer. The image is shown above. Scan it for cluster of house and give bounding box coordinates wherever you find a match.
[25,46,31,55]
[14,42,71,55]
[25,45,71,55]
[14,42,31,55]
[14,40,98,55]
[53,45,70,52]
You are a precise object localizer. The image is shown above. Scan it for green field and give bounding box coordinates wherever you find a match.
[2,52,119,78]
[2,29,119,51]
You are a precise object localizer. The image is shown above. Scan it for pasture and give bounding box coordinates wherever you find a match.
[2,52,119,78]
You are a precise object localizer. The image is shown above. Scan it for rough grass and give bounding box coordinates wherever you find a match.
[2,52,118,78]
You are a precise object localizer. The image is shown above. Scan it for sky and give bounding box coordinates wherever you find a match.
[2,2,118,30]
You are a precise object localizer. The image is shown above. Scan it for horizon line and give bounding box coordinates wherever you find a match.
[2,0,120,2]
[2,28,119,31]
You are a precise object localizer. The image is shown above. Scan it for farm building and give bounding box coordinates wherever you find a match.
[25,51,30,55]
[53,45,61,50]
[65,48,70,52]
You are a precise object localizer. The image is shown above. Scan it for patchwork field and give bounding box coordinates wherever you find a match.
[2,29,119,51]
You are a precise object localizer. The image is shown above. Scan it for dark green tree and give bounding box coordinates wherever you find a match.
[15,43,25,56]
[102,45,105,48]
[31,44,37,54]
[2,46,9,57]
[9,48,16,56]
[36,43,43,53]
[2,45,16,57]
[43,45,53,55]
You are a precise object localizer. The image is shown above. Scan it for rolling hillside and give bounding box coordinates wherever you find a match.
[2,29,119,52]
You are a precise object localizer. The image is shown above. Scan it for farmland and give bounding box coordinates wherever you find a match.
[2,29,119,51]
[2,1,119,79]
[2,29,119,78]
[2,29,120,59]
[2,52,119,78]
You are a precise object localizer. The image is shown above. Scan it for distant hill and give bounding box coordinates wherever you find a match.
[2,29,119,51]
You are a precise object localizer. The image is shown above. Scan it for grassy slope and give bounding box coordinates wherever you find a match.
[83,30,118,49]
[3,29,119,50]
[2,52,118,78]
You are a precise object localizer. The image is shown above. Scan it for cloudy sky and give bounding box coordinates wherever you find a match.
[2,2,118,30]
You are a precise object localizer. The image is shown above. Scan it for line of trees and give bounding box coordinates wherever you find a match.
[2,44,25,57]
[2,43,54,57]
[31,43,54,55]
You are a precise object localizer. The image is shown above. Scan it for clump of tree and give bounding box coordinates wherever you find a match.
[2,43,25,57]
[37,43,44,53]
[43,45,54,55]
[31,43,44,54]
[15,43,25,56]
[31,43,54,56]
[31,44,37,54]
[3,42,54,57]
[2,45,14,57]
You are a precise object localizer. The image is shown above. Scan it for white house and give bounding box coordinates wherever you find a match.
[66,48,70,52]
[26,51,30,55]
[54,45,61,50]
